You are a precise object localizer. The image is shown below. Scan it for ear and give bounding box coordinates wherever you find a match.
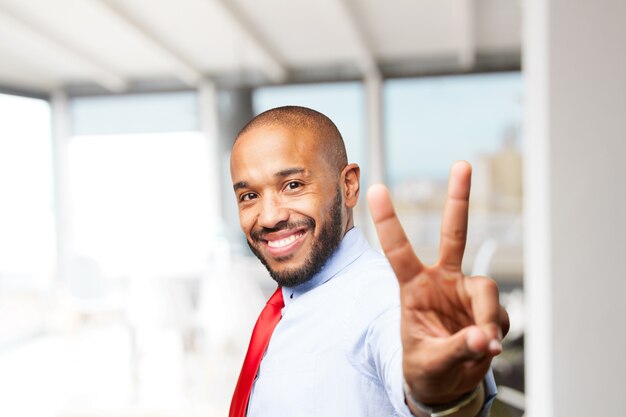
[341,163,361,209]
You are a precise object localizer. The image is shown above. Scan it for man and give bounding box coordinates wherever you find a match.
[229,106,508,417]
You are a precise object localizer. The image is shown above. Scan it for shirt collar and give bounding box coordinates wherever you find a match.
[282,227,370,305]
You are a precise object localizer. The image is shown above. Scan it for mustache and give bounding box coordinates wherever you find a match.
[250,218,315,242]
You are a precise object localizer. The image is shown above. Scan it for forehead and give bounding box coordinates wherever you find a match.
[230,124,328,181]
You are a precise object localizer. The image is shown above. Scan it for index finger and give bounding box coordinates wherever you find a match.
[367,184,423,284]
[438,161,472,271]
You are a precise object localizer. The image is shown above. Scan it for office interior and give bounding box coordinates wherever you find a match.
[0,1,623,416]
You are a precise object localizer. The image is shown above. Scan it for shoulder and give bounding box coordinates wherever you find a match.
[348,247,399,305]
[339,246,400,331]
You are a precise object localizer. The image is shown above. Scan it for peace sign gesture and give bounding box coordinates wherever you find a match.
[367,161,509,415]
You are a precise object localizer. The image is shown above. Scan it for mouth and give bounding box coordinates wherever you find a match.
[267,232,304,248]
[261,229,308,259]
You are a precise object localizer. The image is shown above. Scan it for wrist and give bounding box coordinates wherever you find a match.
[403,381,484,417]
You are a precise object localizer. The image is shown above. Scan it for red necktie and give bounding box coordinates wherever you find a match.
[229,286,285,417]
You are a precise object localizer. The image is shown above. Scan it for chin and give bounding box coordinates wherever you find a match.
[267,269,314,288]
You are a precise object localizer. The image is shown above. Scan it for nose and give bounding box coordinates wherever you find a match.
[257,194,289,229]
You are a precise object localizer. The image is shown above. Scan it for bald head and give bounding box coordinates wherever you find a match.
[236,106,348,173]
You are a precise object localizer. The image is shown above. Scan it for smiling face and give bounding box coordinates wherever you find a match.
[230,122,359,287]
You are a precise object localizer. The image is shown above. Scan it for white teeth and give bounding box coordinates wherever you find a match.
[267,233,303,248]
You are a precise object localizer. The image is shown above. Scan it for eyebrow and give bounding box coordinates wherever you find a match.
[232,167,307,191]
[275,167,306,178]
[233,181,249,191]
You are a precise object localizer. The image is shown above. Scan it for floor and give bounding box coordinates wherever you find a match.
[0,322,240,417]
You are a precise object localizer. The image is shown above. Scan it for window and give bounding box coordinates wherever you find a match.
[67,132,213,277]
[384,72,523,280]
[0,93,54,289]
[68,92,212,277]
[0,93,53,351]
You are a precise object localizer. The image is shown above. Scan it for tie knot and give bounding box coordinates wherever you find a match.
[267,286,285,308]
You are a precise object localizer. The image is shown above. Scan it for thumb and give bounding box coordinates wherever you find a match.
[430,326,491,370]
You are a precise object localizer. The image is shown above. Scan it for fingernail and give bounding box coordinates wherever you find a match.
[488,339,502,353]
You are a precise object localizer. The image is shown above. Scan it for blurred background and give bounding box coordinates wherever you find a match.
[0,1,623,416]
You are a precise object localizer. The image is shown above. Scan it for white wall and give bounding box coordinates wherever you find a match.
[524,0,626,416]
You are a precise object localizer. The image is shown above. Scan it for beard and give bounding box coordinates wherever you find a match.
[246,188,344,287]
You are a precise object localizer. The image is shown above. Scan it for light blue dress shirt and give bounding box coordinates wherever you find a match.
[247,227,496,416]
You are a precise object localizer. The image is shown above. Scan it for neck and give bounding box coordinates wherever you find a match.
[343,211,354,237]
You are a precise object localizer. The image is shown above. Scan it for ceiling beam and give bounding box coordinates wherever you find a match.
[0,5,127,92]
[332,0,380,78]
[211,0,287,83]
[95,0,204,88]
[0,82,50,100]
[0,61,57,93]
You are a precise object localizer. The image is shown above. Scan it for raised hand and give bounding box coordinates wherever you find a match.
[367,161,508,409]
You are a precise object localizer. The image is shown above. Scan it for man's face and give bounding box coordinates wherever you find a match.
[230,124,346,287]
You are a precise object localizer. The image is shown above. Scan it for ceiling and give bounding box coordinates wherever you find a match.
[0,0,521,96]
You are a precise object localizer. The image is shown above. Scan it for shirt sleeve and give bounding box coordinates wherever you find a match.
[366,306,498,417]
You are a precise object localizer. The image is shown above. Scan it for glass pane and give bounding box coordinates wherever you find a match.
[68,132,213,277]
[384,72,523,279]
[71,91,198,135]
[385,72,523,182]
[0,93,53,369]
[0,93,54,289]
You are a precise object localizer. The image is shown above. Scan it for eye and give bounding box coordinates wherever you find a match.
[285,181,302,191]
[240,192,258,202]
